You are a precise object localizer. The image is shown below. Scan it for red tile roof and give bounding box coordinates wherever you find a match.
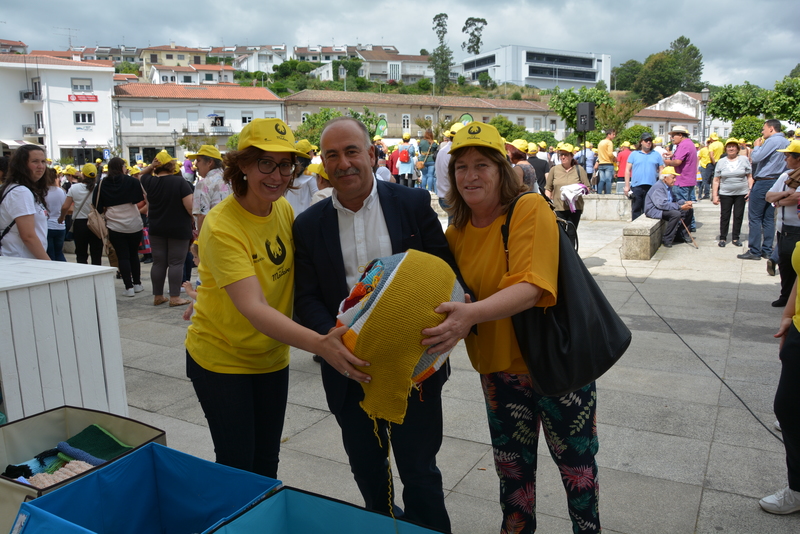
[284,90,550,112]
[30,50,76,58]
[0,54,113,69]
[114,83,281,101]
[357,49,427,62]
[0,39,27,47]
[114,73,138,81]
[634,109,698,121]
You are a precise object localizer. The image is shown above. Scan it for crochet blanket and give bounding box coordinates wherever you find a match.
[55,424,133,464]
[336,249,464,424]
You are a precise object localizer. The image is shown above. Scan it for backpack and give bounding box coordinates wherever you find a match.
[398,146,410,163]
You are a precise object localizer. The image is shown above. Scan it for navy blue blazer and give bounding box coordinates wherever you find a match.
[293,180,461,415]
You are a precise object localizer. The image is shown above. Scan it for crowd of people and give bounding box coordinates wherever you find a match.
[2,114,799,531]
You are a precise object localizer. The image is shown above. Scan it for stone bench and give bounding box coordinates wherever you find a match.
[621,216,665,260]
[581,193,632,222]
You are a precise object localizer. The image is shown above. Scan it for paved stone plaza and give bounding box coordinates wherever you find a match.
[89,197,800,533]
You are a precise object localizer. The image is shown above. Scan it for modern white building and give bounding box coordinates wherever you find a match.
[113,83,283,163]
[461,45,611,90]
[212,45,288,73]
[0,54,115,163]
[293,45,360,63]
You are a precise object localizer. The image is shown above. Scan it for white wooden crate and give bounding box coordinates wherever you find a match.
[0,257,127,421]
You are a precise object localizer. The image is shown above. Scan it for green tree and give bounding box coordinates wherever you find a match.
[429,13,454,94]
[611,59,642,91]
[706,82,769,122]
[790,63,800,78]
[347,106,380,135]
[510,91,522,101]
[461,17,488,55]
[767,76,800,123]
[477,71,491,89]
[226,133,240,151]
[595,79,607,91]
[296,62,314,74]
[115,61,140,75]
[457,75,466,86]
[548,86,615,131]
[420,49,429,56]
[730,116,764,143]
[527,131,558,148]
[293,108,343,147]
[632,52,682,104]
[331,59,362,82]
[595,99,646,135]
[179,134,217,153]
[617,124,655,148]
[668,36,704,92]
[417,78,432,92]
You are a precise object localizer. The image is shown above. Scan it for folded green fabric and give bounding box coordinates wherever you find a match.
[65,424,132,461]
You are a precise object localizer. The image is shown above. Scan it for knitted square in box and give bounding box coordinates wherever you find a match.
[337,249,464,424]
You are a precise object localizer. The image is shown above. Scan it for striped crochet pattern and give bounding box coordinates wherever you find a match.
[336,249,464,424]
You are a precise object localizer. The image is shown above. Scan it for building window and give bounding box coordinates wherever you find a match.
[549,119,556,131]
[114,56,121,61]
[325,55,330,61]
[312,56,317,61]
[177,54,185,60]
[358,69,365,77]
[693,126,699,137]
[534,118,542,130]
[194,56,201,64]
[205,73,213,81]
[724,128,729,137]
[223,75,228,81]
[150,54,158,63]
[170,76,176,82]
[242,112,253,124]
[714,127,719,135]
[647,123,653,131]
[301,112,310,123]
[156,110,170,125]
[165,54,173,60]
[517,117,525,126]
[425,115,433,123]
[71,78,92,92]
[74,112,94,125]
[264,111,276,118]
[299,56,306,61]
[482,116,490,123]
[211,111,225,126]
[161,76,168,82]
[659,125,665,135]
[444,115,452,123]
[130,110,144,125]
[183,75,192,83]
[402,114,410,130]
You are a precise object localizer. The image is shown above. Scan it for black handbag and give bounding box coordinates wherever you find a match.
[501,192,631,396]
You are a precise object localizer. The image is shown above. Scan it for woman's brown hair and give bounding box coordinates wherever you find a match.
[445,146,528,229]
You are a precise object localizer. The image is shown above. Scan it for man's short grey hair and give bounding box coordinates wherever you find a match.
[320,117,371,152]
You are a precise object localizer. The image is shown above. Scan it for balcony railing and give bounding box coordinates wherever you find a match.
[20,90,42,102]
[181,122,233,136]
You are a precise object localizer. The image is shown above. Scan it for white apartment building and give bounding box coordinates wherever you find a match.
[113,83,283,163]
[149,64,236,85]
[214,45,288,73]
[293,45,360,63]
[647,91,734,141]
[462,45,611,90]
[0,54,115,163]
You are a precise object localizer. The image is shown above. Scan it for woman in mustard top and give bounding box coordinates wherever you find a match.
[422,122,602,533]
[185,119,367,479]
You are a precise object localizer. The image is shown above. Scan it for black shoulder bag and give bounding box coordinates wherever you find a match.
[501,192,631,396]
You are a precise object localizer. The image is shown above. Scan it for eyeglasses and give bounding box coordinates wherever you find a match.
[257,159,295,176]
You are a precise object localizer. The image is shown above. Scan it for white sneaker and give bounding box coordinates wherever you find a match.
[133,284,144,293]
[775,420,782,432]
[122,288,135,297]
[759,486,800,514]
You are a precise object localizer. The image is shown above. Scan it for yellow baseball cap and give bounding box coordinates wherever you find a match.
[621,141,631,148]
[154,150,173,165]
[527,144,539,154]
[653,137,663,145]
[95,158,102,164]
[585,141,592,148]
[81,163,97,178]
[777,139,800,154]
[448,122,465,137]
[709,132,719,140]
[307,162,328,180]
[449,122,506,156]
[237,118,308,157]
[558,143,575,153]
[538,141,547,148]
[510,139,528,153]
[402,133,411,140]
[103,165,109,172]
[295,139,314,155]
[724,138,740,147]
[187,145,222,160]
[63,166,76,175]
[129,166,141,175]
[373,135,382,141]
[661,166,679,176]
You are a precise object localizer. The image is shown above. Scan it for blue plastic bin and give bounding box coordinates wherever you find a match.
[207,486,445,533]
[10,443,281,534]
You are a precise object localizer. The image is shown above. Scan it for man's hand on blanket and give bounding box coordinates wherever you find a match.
[321,325,372,383]
[421,294,474,354]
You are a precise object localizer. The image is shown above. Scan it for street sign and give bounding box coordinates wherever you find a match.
[103,149,110,160]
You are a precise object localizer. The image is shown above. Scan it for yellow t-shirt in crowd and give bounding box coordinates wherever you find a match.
[698,147,711,168]
[598,138,615,164]
[709,140,724,163]
[446,194,559,375]
[186,195,295,374]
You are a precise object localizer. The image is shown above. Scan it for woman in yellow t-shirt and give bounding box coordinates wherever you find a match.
[422,122,602,533]
[185,118,367,479]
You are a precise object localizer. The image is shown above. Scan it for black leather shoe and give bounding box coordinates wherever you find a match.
[732,240,742,247]
[718,240,726,247]
[662,242,673,248]
[772,298,788,308]
[766,259,777,276]
[737,251,762,260]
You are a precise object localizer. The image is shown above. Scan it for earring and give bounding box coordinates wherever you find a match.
[243,175,247,181]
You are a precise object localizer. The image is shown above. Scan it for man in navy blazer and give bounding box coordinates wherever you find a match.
[293,117,455,532]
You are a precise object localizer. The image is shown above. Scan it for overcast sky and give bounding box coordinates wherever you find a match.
[4,0,797,89]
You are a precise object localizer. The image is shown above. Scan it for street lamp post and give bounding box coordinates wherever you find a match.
[700,87,710,142]
[171,129,178,157]
[79,137,86,166]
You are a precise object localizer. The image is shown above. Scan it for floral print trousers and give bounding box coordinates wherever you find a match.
[481,372,600,533]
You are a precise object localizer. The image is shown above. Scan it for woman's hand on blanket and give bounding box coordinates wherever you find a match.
[320,325,372,383]
[421,295,475,354]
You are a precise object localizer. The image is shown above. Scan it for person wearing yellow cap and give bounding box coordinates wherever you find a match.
[0,145,50,259]
[419,121,600,533]
[307,162,332,205]
[643,166,693,247]
[506,138,537,191]
[702,134,724,200]
[418,128,439,192]
[283,139,318,217]
[396,132,417,187]
[711,138,752,249]
[372,134,387,160]
[188,145,228,233]
[293,116,461,531]
[576,140,596,185]
[58,163,103,264]
[545,142,592,228]
[624,131,664,220]
[184,117,357,481]
[525,141,550,191]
